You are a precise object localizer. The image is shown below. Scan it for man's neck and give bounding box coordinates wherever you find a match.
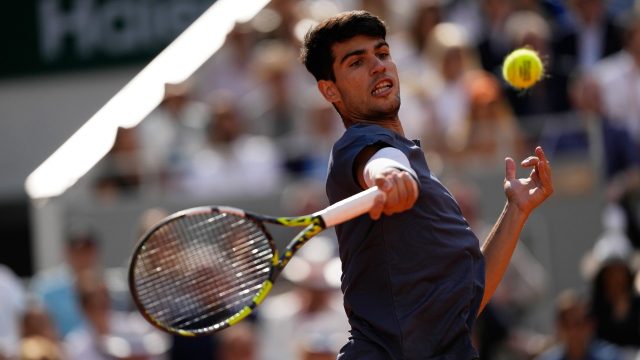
[343,118,405,137]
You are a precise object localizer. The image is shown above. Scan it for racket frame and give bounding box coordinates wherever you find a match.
[128,206,326,336]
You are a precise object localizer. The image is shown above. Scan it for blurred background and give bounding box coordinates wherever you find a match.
[1,0,640,359]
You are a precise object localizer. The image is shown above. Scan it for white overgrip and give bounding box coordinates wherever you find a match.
[315,186,382,228]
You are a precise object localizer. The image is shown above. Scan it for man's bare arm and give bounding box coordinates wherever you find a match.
[479,146,554,315]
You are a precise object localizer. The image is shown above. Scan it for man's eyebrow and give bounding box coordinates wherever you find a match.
[340,49,366,65]
[339,40,390,65]
[374,40,389,50]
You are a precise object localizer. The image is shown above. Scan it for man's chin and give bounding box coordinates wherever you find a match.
[370,100,400,119]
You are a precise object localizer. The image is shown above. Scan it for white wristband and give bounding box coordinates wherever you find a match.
[363,147,418,187]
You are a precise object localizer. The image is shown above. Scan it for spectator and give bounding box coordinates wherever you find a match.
[356,0,394,31]
[195,22,260,101]
[265,0,304,45]
[64,270,169,360]
[540,73,635,168]
[442,0,483,44]
[94,127,142,201]
[0,263,26,359]
[446,70,525,172]
[516,0,572,26]
[280,92,342,181]
[592,12,640,248]
[423,22,480,156]
[389,0,442,141]
[30,224,101,338]
[535,289,623,360]
[179,95,282,200]
[590,256,640,350]
[553,0,623,75]
[477,0,516,78]
[216,323,257,360]
[404,0,442,58]
[581,201,635,282]
[244,39,310,140]
[541,73,640,242]
[593,11,640,149]
[136,82,209,191]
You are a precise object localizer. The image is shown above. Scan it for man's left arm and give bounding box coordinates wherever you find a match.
[478,146,554,315]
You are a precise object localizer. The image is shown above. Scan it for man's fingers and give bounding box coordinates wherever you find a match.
[400,173,418,209]
[520,156,539,168]
[370,180,389,219]
[371,170,419,218]
[384,175,401,215]
[394,174,409,209]
[535,147,554,195]
[505,157,516,181]
[535,146,547,162]
[369,192,386,220]
[374,176,392,192]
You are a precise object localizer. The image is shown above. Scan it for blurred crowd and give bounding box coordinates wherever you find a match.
[4,0,640,359]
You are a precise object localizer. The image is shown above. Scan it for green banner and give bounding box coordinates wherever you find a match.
[2,0,215,78]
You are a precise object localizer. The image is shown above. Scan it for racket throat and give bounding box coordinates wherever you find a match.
[276,221,325,272]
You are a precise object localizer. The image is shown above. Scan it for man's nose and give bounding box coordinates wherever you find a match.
[370,57,386,75]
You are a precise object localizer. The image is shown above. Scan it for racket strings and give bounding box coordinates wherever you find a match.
[132,211,273,332]
[136,214,270,329]
[140,239,271,318]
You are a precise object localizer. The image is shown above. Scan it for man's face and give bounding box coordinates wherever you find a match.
[322,35,400,122]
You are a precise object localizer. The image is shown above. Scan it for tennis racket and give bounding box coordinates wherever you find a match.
[128,186,381,336]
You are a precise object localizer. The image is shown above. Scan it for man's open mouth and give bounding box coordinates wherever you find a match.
[372,79,393,96]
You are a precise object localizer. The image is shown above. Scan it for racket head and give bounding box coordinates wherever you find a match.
[128,206,277,336]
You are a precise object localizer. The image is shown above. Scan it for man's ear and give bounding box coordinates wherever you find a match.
[317,80,341,103]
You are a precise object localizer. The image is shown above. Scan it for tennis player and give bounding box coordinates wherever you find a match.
[300,11,554,359]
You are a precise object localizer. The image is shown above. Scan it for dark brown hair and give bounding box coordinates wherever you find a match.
[300,10,387,81]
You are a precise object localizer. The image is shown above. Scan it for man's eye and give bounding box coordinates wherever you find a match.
[378,52,389,59]
[350,59,362,67]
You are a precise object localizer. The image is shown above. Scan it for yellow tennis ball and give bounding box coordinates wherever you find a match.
[502,48,544,89]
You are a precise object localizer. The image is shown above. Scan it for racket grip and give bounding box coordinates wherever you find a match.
[316,186,383,228]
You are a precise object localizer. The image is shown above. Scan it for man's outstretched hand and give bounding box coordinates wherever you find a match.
[504,146,554,216]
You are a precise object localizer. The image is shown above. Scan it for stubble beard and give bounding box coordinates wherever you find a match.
[336,88,402,125]
[367,93,401,121]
